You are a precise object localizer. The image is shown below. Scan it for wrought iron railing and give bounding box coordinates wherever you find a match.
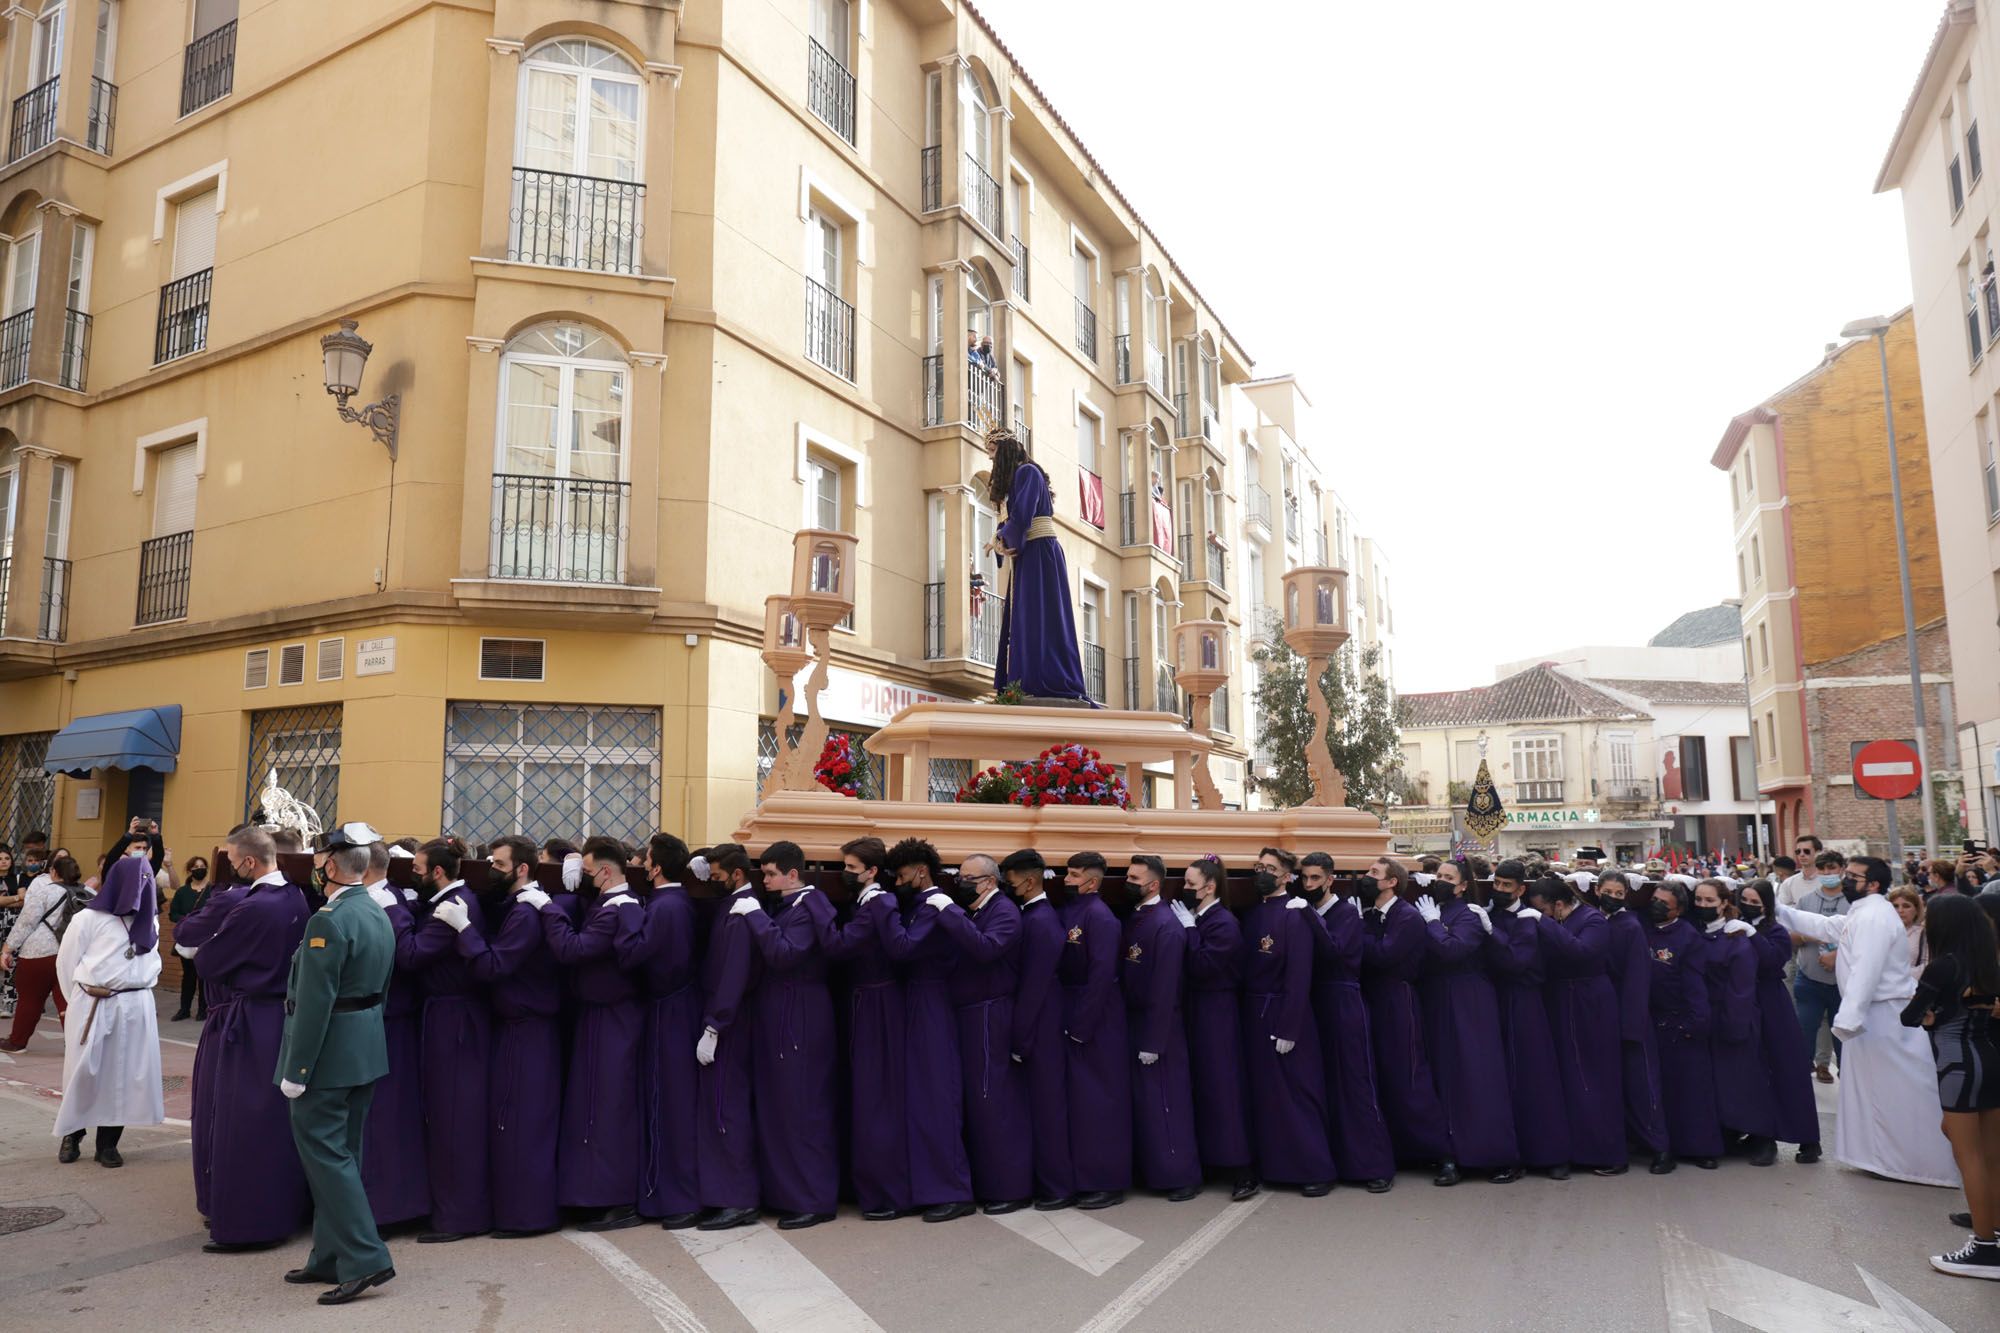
[137,531,193,625]
[1120,490,1174,553]
[970,590,1004,667]
[59,308,89,391]
[923,582,945,658]
[1201,403,1217,441]
[0,309,32,390]
[964,154,1002,236]
[508,167,645,275]
[1283,499,1301,544]
[0,557,8,630]
[181,20,237,116]
[155,268,212,363]
[1074,297,1096,360]
[1084,643,1106,705]
[1214,688,1231,734]
[1156,663,1178,714]
[39,556,68,641]
[1245,482,1272,531]
[1985,276,1999,345]
[9,77,57,161]
[1011,236,1028,299]
[1115,333,1133,384]
[1147,346,1166,394]
[488,474,629,583]
[1313,529,1329,566]
[806,278,855,379]
[1123,655,1141,711]
[920,145,942,212]
[969,362,1003,430]
[922,353,943,426]
[1175,390,1191,437]
[1178,532,1228,588]
[87,77,116,154]
[1970,300,1985,367]
[1206,539,1227,588]
[806,39,855,143]
[1515,780,1564,805]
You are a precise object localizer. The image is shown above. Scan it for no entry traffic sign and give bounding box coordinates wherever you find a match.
[1853,739,1922,801]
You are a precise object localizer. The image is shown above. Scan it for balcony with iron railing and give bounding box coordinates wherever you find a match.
[1214,687,1231,735]
[1174,390,1190,438]
[964,154,1001,237]
[1312,529,1329,566]
[1972,298,1986,367]
[1011,236,1028,300]
[1283,497,1301,544]
[922,353,944,427]
[1146,347,1166,396]
[488,474,630,583]
[1115,333,1134,385]
[0,557,8,629]
[0,309,32,391]
[1083,642,1106,705]
[1075,298,1096,360]
[508,168,645,275]
[923,581,1005,667]
[155,268,212,364]
[181,20,238,117]
[137,531,193,626]
[805,278,855,380]
[1986,455,2000,523]
[969,362,1004,430]
[1156,663,1179,714]
[9,77,57,161]
[39,556,68,641]
[920,145,942,212]
[1514,780,1564,805]
[1179,532,1227,589]
[1123,655,1142,711]
[1244,482,1273,536]
[806,39,856,144]
[87,76,115,154]
[1119,490,1175,556]
[59,308,89,391]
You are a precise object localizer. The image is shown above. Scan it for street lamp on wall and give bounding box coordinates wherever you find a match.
[320,319,400,459]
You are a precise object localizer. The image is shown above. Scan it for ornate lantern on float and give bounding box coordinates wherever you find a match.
[1279,565,1352,808]
[759,595,812,799]
[790,529,860,631]
[1171,616,1231,810]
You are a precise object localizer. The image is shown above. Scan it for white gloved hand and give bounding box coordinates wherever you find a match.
[858,886,884,905]
[280,1079,306,1099]
[1516,907,1543,921]
[1273,1037,1295,1055]
[1283,895,1308,911]
[729,896,760,917]
[433,897,471,933]
[924,892,953,911]
[174,943,199,960]
[562,853,584,892]
[1010,1052,1024,1064]
[518,887,552,911]
[1722,919,1753,937]
[1415,895,1441,923]
[1467,904,1493,934]
[1170,900,1196,928]
[1138,1051,1159,1066]
[696,1026,719,1065]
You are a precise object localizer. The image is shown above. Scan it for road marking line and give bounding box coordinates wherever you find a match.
[1072,1193,1269,1333]
[988,1206,1143,1276]
[1659,1224,1950,1332]
[159,1037,200,1049]
[565,1231,711,1333]
[673,1221,885,1333]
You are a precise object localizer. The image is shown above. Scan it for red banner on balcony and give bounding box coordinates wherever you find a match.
[1151,499,1174,554]
[1078,468,1105,529]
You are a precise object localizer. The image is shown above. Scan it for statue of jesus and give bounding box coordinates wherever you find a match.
[985,425,1093,704]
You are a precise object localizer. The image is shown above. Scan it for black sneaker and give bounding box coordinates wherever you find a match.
[1929,1235,2000,1281]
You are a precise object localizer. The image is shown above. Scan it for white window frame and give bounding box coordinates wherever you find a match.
[492,327,632,485]
[1078,575,1106,647]
[65,222,93,313]
[514,39,645,182]
[3,227,40,318]
[1510,734,1564,784]
[797,168,870,268]
[1607,730,1635,784]
[132,417,207,494]
[31,2,64,85]
[44,459,73,560]
[1075,397,1103,477]
[151,160,228,243]
[793,425,867,520]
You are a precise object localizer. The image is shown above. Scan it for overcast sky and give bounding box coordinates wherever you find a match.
[983,0,1942,692]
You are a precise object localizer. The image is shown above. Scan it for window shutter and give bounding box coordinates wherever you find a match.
[193,0,238,41]
[317,637,344,681]
[278,643,306,686]
[153,442,198,536]
[480,637,546,681]
[173,190,219,279]
[243,647,269,689]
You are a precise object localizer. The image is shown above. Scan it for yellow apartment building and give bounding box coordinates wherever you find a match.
[0,0,1364,863]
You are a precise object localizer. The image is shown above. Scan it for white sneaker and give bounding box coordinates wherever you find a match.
[1929,1235,2000,1280]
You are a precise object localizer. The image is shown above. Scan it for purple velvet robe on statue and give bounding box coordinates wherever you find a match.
[1482,906,1572,1169]
[540,889,645,1209]
[697,886,763,1210]
[363,893,431,1227]
[1534,904,1628,1169]
[1239,897,1336,1186]
[402,884,493,1235]
[1645,918,1723,1158]
[1701,927,1777,1140]
[1604,907,1670,1155]
[744,888,840,1216]
[1119,901,1199,1191]
[1058,894,1132,1193]
[1012,894,1075,1201]
[1747,918,1821,1147]
[1361,898,1452,1164]
[180,879,311,1244]
[826,892,911,1214]
[636,885,703,1219]
[1307,900,1395,1182]
[1185,903,1254,1173]
[877,895,975,1206]
[992,461,1090,703]
[936,892,1034,1204]
[460,893,562,1233]
[1419,900,1520,1171]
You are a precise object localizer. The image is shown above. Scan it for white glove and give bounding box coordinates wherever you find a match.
[1833,1024,1861,1044]
[518,887,552,911]
[1415,894,1440,923]
[858,886,884,905]
[924,891,953,911]
[1138,1051,1159,1066]
[433,897,471,933]
[174,943,199,960]
[562,853,584,892]
[1283,895,1308,911]
[1516,907,1543,921]
[729,896,760,917]
[696,1026,719,1065]
[1010,1052,1024,1064]
[1721,919,1753,937]
[1170,900,1196,928]
[1273,1037,1295,1055]
[1467,904,1492,934]
[280,1079,306,1099]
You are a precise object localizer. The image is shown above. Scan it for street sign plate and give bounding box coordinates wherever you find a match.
[1852,739,1921,801]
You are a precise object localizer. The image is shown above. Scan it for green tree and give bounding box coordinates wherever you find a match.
[1249,610,1402,810]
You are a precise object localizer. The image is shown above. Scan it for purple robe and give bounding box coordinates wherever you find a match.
[936,892,1034,1203]
[175,884,249,1220]
[1307,901,1396,1182]
[1012,895,1075,1200]
[635,884,703,1219]
[1701,927,1777,1140]
[877,895,975,1205]
[1119,901,1199,1190]
[363,893,430,1226]
[182,879,311,1243]
[401,883,493,1234]
[1238,897,1336,1185]
[1185,903,1254,1172]
[992,461,1090,702]
[458,893,561,1232]
[1747,918,1821,1146]
[743,888,839,1215]
[1419,900,1519,1170]
[540,890,645,1208]
[1361,899,1452,1163]
[1058,894,1133,1192]
[1482,907,1572,1169]
[697,886,763,1210]
[1534,905,1628,1169]
[826,892,911,1213]
[1645,918,1723,1158]
[1604,908,1670,1154]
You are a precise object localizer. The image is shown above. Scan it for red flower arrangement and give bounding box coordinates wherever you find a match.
[814,732,867,798]
[954,744,1129,809]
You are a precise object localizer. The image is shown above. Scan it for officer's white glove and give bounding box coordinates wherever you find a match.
[174,943,199,960]
[1138,1051,1159,1066]
[433,897,471,933]
[1467,904,1493,934]
[1415,895,1441,923]
[729,896,760,917]
[562,853,584,892]
[696,1026,719,1065]
[1516,907,1543,921]
[858,886,884,906]
[924,892,953,911]
[1273,1037,1295,1055]
[518,887,552,911]
[1283,895,1308,911]
[1722,919,1753,937]
[280,1079,306,1099]
[1170,900,1196,928]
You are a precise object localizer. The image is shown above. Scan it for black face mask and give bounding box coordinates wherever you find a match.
[1600,897,1625,916]
[1297,884,1327,905]
[839,870,863,893]
[1690,904,1719,926]
[1739,904,1763,924]
[1647,899,1672,924]
[1841,878,1866,904]
[1431,884,1458,907]
[1176,889,1201,912]
[1488,891,1515,912]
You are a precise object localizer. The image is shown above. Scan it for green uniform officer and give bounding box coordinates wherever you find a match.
[275,822,397,1306]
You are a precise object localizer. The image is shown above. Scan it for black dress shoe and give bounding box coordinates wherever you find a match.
[1747,1138,1777,1168]
[1691,1157,1719,1170]
[416,1230,483,1244]
[981,1198,1031,1216]
[1075,1191,1124,1210]
[1230,1179,1261,1201]
[923,1201,975,1223]
[492,1227,558,1239]
[655,1211,703,1231]
[317,1267,394,1306]
[697,1207,760,1231]
[58,1132,83,1164]
[1165,1185,1202,1202]
[578,1206,643,1232]
[284,1267,337,1285]
[1950,1210,1974,1229]
[1489,1167,1523,1185]
[1649,1153,1676,1175]
[860,1208,905,1221]
[170,1010,191,1022]
[203,1240,280,1254]
[1432,1160,1460,1187]
[95,1147,124,1169]
[1299,1181,1333,1198]
[777,1211,834,1231]
[1591,1163,1629,1177]
[1546,1165,1570,1181]
[1797,1143,1823,1164]
[1033,1195,1078,1211]
[1364,1178,1392,1194]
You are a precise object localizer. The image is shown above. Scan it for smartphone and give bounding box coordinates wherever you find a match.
[1965,840,1989,854]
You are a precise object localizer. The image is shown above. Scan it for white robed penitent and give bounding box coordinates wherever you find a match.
[54,908,165,1137]
[1777,891,1959,1188]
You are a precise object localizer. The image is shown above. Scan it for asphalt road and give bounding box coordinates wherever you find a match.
[0,995,1988,1332]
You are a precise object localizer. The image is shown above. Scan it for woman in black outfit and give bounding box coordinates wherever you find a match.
[167,856,210,1021]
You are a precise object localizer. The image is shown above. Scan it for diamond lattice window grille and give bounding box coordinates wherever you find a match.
[0,731,54,847]
[444,702,660,848]
[756,719,884,800]
[246,704,343,827]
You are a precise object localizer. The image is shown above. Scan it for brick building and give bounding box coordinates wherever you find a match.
[1802,620,1958,851]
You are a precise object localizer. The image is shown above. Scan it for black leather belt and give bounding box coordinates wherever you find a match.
[284,994,383,1015]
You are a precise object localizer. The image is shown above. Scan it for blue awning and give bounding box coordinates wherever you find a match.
[43,706,184,777]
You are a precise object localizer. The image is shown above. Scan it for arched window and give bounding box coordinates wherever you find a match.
[491,323,629,583]
[512,40,644,273]
[960,66,994,171]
